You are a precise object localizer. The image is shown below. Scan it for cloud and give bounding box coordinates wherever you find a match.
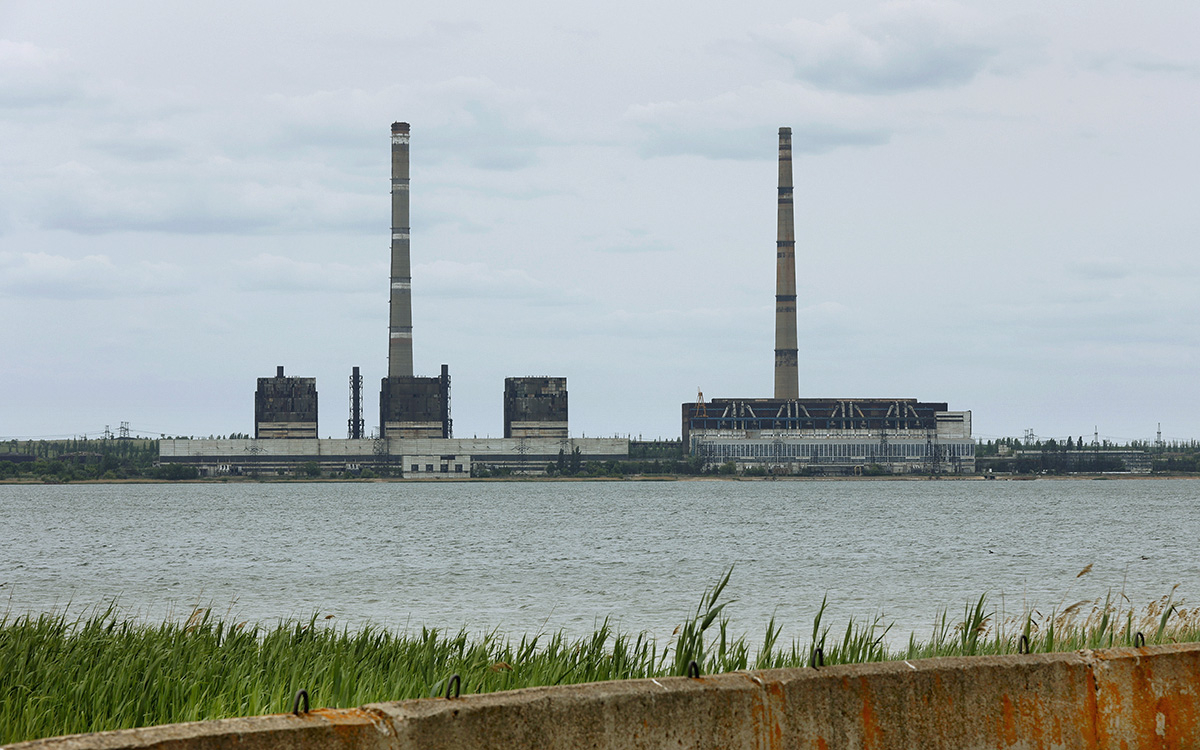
[232,254,381,293]
[0,39,83,109]
[756,2,1000,94]
[417,260,575,305]
[3,70,557,238]
[26,153,380,236]
[266,77,557,172]
[1084,51,1200,78]
[411,79,557,171]
[625,83,891,160]
[1066,259,1130,281]
[0,251,185,299]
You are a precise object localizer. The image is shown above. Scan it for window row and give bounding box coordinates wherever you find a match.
[701,442,975,459]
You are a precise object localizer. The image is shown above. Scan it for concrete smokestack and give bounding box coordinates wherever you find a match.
[388,122,414,378]
[774,126,799,400]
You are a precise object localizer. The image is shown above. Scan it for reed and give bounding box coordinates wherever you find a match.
[4,571,1199,744]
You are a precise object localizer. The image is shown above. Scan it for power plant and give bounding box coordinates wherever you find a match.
[160,122,623,476]
[159,122,975,476]
[680,127,975,474]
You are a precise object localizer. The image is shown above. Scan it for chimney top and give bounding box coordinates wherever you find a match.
[779,127,791,135]
[391,122,410,134]
[276,366,285,377]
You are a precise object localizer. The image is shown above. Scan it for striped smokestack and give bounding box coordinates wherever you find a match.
[388,122,414,378]
[774,126,799,400]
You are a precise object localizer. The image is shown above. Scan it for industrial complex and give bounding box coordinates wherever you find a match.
[161,122,621,477]
[679,128,975,474]
[160,123,974,477]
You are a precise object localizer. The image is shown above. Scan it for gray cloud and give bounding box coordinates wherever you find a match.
[233,254,380,293]
[1066,259,1130,281]
[636,123,889,160]
[417,260,577,306]
[0,39,84,110]
[0,251,186,299]
[1084,51,1200,78]
[626,82,892,160]
[756,2,1000,94]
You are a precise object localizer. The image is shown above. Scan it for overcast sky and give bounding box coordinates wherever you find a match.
[1,1,1197,443]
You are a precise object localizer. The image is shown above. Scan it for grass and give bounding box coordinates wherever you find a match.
[3,568,1199,744]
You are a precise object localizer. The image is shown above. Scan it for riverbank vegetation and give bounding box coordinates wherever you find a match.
[3,571,1198,744]
[4,437,1200,481]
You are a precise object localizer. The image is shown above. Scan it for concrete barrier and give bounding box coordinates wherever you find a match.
[8,644,1200,750]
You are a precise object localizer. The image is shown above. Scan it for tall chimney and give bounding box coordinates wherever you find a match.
[388,122,414,378]
[774,126,799,400]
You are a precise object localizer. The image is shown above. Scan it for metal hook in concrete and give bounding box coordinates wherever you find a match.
[810,647,824,669]
[292,689,310,716]
[1135,632,1146,647]
[687,660,701,678]
[1018,635,1030,654]
[445,673,461,699]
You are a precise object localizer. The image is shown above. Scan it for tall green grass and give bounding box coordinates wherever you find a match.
[3,569,1199,744]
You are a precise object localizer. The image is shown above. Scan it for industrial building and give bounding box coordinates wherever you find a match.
[379,122,454,440]
[683,398,974,474]
[254,366,318,439]
[504,377,568,439]
[380,364,452,439]
[682,127,975,474]
[160,437,626,477]
[160,121,625,477]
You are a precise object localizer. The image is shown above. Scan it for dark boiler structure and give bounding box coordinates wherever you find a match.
[380,364,452,439]
[254,366,317,439]
[504,377,568,439]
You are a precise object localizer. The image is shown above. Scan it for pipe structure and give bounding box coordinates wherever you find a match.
[388,122,414,378]
[774,126,799,400]
[348,366,363,439]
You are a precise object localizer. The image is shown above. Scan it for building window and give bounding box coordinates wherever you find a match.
[411,464,419,472]
[425,464,434,472]
[440,464,449,473]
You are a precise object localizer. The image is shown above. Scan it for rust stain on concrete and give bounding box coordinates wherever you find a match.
[1000,694,1018,745]
[858,677,881,750]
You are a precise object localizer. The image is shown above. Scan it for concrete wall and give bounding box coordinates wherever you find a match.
[158,437,629,475]
[12,644,1200,750]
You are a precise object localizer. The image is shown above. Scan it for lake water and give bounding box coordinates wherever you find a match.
[2,479,1198,645]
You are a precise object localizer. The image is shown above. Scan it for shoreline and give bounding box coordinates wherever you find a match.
[2,473,1197,485]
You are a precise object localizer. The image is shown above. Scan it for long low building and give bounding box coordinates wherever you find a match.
[159,437,628,477]
[682,398,975,474]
